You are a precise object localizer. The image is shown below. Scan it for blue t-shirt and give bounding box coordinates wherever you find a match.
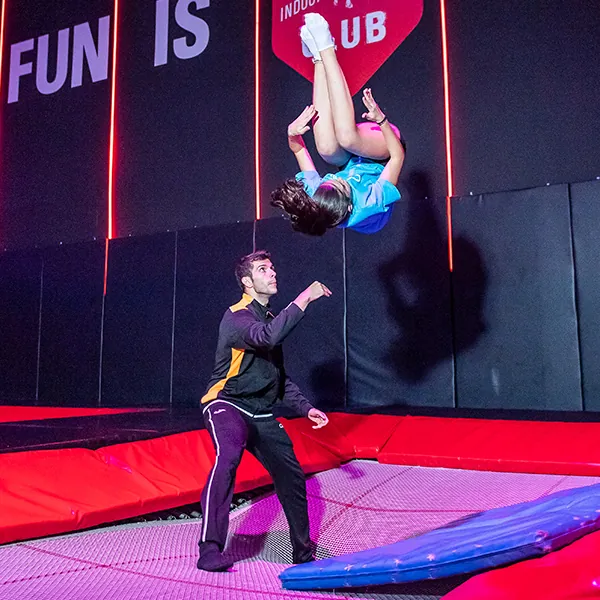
[296,156,401,234]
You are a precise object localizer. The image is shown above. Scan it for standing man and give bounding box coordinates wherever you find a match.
[197,250,330,572]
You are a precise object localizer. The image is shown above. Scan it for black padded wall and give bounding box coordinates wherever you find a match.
[345,188,454,409]
[254,217,345,411]
[101,232,176,406]
[447,0,600,197]
[452,185,582,411]
[172,223,254,409]
[1,2,600,252]
[570,180,600,411]
[4,177,600,415]
[0,252,42,403]
[0,0,111,250]
[114,0,255,237]
[37,241,105,406]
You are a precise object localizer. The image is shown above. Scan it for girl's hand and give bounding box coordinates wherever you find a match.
[288,105,318,137]
[361,88,385,123]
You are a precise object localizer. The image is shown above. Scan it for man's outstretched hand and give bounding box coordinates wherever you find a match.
[308,408,329,429]
[293,281,332,311]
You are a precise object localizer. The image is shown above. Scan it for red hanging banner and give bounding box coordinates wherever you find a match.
[272,0,424,96]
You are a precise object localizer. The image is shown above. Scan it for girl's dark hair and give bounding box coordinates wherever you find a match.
[270,178,351,236]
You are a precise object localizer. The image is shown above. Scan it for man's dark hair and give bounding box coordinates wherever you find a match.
[235,250,271,291]
[271,179,350,236]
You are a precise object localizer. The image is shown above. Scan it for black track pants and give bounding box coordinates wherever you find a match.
[199,401,312,562]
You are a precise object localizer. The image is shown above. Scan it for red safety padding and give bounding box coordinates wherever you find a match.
[325,413,404,459]
[10,413,600,547]
[442,529,600,600]
[378,416,600,476]
[0,431,265,544]
[280,418,344,473]
[0,447,156,544]
[277,413,357,462]
[95,430,216,516]
[0,421,344,545]
[98,429,273,499]
[235,453,273,493]
[0,406,157,423]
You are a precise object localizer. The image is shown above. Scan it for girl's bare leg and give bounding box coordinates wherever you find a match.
[301,23,349,167]
[311,60,351,166]
[304,13,397,160]
[320,48,392,160]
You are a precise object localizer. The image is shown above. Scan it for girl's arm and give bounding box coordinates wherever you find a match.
[361,88,405,186]
[288,105,318,173]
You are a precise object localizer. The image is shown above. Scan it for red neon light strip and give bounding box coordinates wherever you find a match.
[254,0,261,220]
[440,0,454,271]
[107,0,120,241]
[104,0,119,296]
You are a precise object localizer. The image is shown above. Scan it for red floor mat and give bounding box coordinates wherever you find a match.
[0,417,346,545]
[325,413,404,459]
[378,415,600,476]
[442,528,600,600]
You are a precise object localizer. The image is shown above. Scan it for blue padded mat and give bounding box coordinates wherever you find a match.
[280,483,600,590]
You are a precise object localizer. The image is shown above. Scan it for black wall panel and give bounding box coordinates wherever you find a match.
[0,252,42,403]
[255,217,345,411]
[570,180,600,411]
[114,0,255,237]
[101,232,176,406]
[0,0,111,250]
[447,0,600,197]
[38,241,105,406]
[452,185,581,411]
[345,192,454,409]
[2,178,600,415]
[172,223,254,409]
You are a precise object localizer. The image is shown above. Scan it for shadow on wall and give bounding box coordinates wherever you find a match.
[378,171,488,383]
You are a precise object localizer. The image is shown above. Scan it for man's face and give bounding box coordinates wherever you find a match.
[247,259,277,296]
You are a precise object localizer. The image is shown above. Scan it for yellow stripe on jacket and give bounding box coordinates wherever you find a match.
[201,348,245,404]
